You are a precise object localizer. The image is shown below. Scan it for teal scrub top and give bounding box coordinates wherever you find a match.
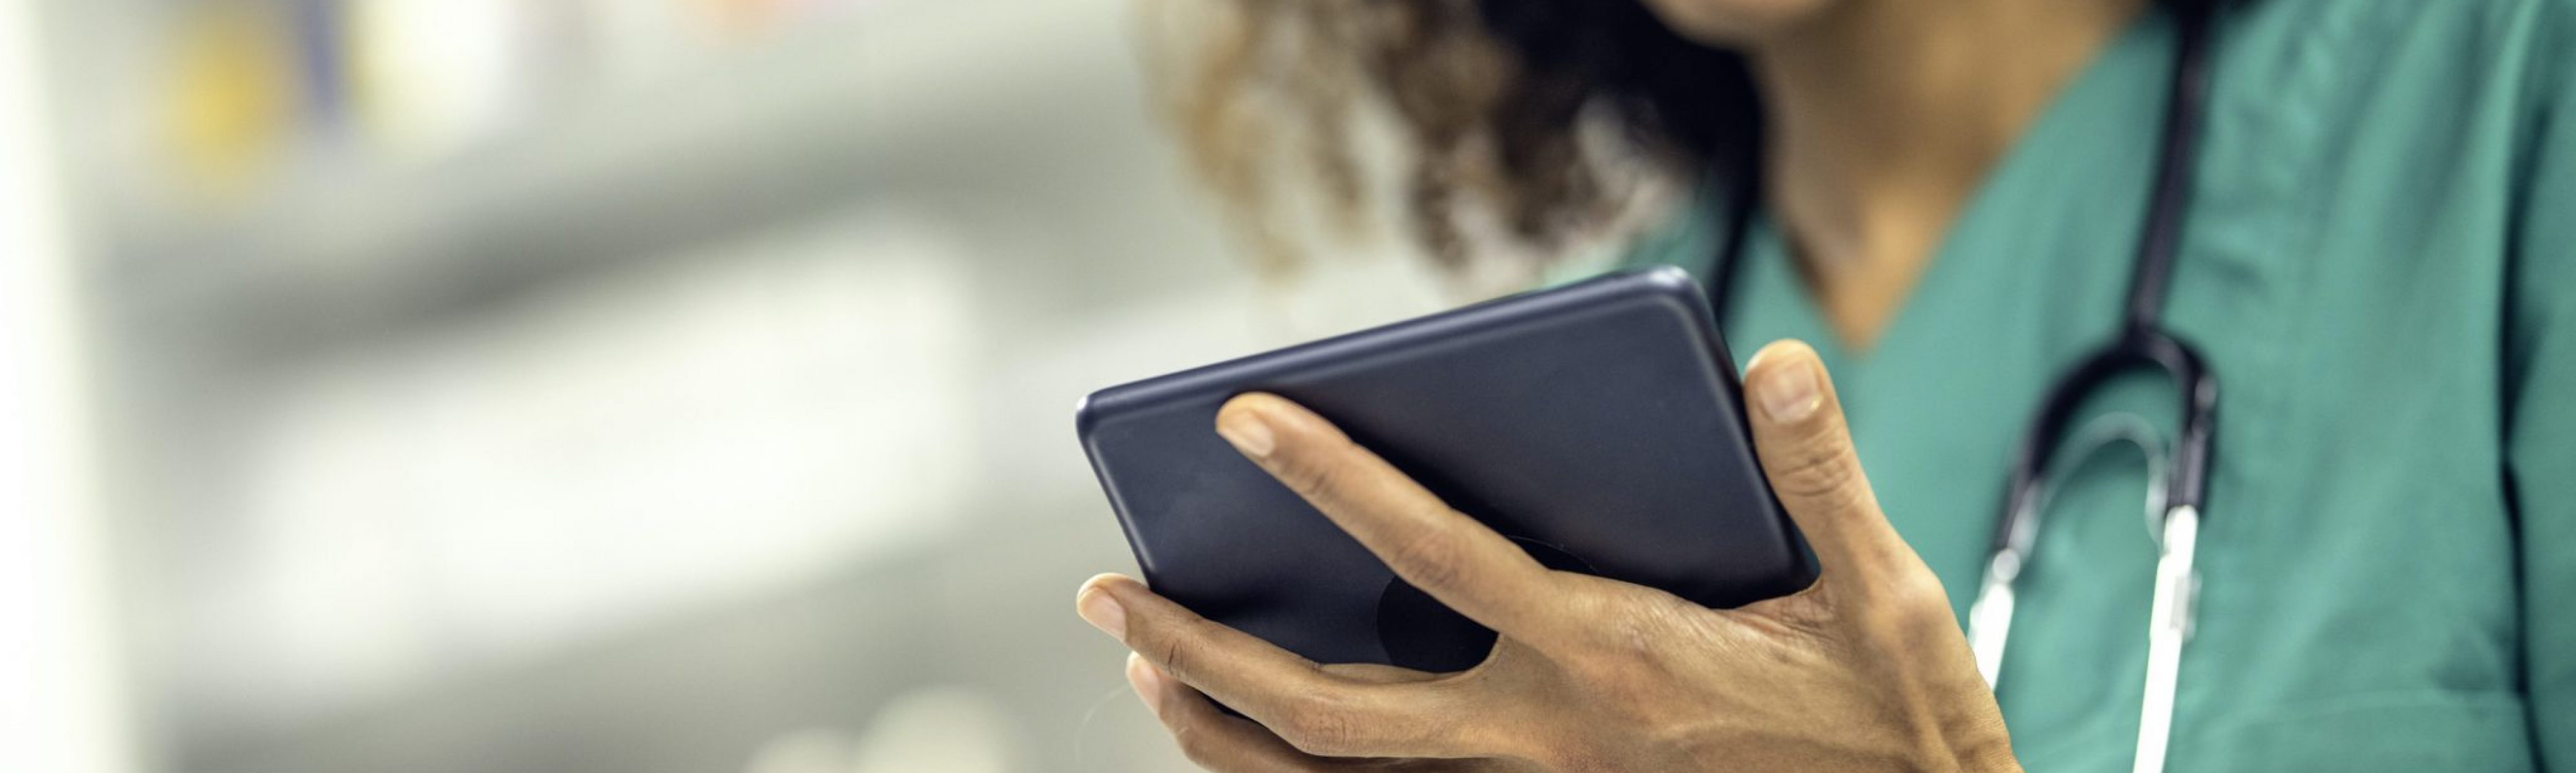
[1611,0,2576,769]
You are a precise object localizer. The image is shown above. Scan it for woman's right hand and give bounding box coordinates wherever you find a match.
[1076,340,2019,772]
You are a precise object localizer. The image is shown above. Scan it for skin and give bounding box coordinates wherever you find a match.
[1078,342,2018,772]
[1079,0,2155,768]
[1652,0,2148,350]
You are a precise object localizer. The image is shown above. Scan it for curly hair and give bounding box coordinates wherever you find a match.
[1143,0,1762,274]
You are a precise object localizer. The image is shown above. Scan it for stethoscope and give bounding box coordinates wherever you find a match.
[1703,4,2220,772]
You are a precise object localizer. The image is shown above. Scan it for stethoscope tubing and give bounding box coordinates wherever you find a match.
[1701,3,2227,770]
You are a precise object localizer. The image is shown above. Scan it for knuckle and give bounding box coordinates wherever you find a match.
[1589,609,1662,666]
[1867,570,1956,630]
[1587,593,1684,660]
[1150,617,1214,682]
[1280,451,1349,503]
[1384,528,1468,591]
[1563,621,1657,687]
[1832,563,1956,645]
[1771,437,1861,502]
[1562,599,1709,720]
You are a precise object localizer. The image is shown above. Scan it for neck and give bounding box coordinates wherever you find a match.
[1742,0,2147,347]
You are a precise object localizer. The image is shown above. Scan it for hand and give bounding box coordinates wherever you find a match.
[1073,340,2020,773]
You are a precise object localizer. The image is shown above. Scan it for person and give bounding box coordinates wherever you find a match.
[1073,0,2576,769]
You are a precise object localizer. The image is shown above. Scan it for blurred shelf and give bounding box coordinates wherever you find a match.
[96,0,1146,355]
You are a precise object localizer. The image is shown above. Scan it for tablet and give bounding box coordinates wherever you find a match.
[1076,266,1816,673]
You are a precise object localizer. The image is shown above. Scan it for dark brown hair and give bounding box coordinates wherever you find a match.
[1146,0,1761,273]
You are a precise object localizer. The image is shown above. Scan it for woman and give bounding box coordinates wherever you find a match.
[1076,0,2576,769]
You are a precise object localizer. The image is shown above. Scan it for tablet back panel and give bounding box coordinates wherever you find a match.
[1076,267,1816,673]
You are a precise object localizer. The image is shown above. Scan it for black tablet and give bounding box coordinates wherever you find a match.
[1075,266,1815,673]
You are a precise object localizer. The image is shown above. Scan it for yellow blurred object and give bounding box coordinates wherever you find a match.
[703,0,788,43]
[162,4,295,195]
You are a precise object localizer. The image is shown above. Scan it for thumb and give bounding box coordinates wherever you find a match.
[1740,340,1907,584]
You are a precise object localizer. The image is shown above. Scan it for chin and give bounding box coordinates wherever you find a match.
[1636,0,1840,45]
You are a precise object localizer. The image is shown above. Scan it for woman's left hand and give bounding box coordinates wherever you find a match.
[1073,340,2019,772]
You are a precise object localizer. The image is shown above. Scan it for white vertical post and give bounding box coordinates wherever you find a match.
[0,1,137,771]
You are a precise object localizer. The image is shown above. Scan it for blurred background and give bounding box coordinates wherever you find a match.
[0,1,1514,771]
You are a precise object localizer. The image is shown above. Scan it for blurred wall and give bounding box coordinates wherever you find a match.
[3,1,135,771]
[29,1,1467,771]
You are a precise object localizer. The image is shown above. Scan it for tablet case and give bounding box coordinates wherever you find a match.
[1076,267,1816,673]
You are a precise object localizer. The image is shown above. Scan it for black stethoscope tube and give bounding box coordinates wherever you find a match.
[1702,1,2222,562]
[1702,8,2224,767]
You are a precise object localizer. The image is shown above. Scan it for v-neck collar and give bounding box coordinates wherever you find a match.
[1730,13,2172,379]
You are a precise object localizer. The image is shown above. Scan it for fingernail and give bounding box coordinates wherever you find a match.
[1215,408,1275,459]
[1125,653,1167,718]
[1757,358,1822,422]
[1077,584,1127,641]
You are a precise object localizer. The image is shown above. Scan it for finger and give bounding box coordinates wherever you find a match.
[1131,658,1502,772]
[1739,340,1910,585]
[1214,393,1565,640]
[1130,654,1331,772]
[1079,574,1469,758]
[1319,662,1438,684]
